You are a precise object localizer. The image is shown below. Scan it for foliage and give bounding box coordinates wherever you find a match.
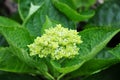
[0,0,120,80]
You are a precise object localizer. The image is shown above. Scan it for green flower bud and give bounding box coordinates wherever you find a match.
[28,24,83,60]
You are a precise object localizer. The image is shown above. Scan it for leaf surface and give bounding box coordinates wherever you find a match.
[0,47,36,73]
[89,1,120,28]
[18,0,75,37]
[109,44,120,59]
[0,71,39,80]
[0,26,48,77]
[0,16,21,47]
[66,48,119,79]
[51,28,120,73]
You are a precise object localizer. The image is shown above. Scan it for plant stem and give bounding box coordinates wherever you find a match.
[57,73,66,80]
[22,16,29,26]
[45,72,55,80]
[18,0,24,21]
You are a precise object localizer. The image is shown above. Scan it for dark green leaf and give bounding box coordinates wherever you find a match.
[0,35,8,47]
[83,63,120,80]
[89,1,120,28]
[0,71,39,80]
[86,1,120,47]
[109,44,120,59]
[66,48,119,79]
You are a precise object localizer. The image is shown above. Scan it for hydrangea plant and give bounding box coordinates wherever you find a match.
[0,0,120,80]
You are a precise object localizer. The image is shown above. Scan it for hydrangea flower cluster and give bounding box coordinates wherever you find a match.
[28,24,83,60]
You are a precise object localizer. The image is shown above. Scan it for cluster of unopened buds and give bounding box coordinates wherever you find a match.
[28,24,83,60]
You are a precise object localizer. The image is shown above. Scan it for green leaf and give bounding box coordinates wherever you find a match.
[22,2,44,26]
[89,1,120,28]
[0,71,39,80]
[0,16,21,47]
[28,3,42,18]
[73,0,96,9]
[60,0,96,10]
[59,0,76,9]
[18,0,75,37]
[0,35,8,47]
[0,47,36,73]
[109,44,120,59]
[52,0,95,21]
[79,28,120,60]
[51,58,85,73]
[51,28,120,74]
[0,18,30,48]
[40,16,53,35]
[0,26,32,49]
[0,26,49,78]
[18,0,44,20]
[86,1,120,47]
[66,48,119,80]
[0,16,20,27]
[83,63,120,80]
[10,46,48,74]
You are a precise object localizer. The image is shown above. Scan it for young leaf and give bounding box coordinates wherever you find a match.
[28,3,42,18]
[40,16,53,35]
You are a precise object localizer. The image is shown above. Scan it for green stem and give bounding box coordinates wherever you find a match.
[18,0,24,21]
[45,72,55,80]
[35,71,55,80]
[22,16,29,26]
[57,73,66,80]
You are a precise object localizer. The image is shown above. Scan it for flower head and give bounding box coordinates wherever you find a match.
[28,24,83,60]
